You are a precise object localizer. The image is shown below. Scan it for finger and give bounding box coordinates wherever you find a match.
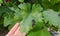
[22,32,26,36]
[5,34,13,36]
[6,23,19,35]
[13,27,22,36]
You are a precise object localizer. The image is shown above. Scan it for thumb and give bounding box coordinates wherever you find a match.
[22,32,26,36]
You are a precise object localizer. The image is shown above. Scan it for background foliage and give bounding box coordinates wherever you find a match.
[0,0,60,36]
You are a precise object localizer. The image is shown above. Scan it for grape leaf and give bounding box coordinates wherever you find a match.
[27,27,51,36]
[8,5,30,30]
[31,22,45,31]
[0,0,3,4]
[18,3,31,12]
[50,0,60,5]
[31,12,43,23]
[32,4,43,13]
[8,23,15,30]
[0,6,12,16]
[18,0,24,2]
[42,0,51,9]
[8,6,24,29]
[51,4,60,11]
[4,11,14,27]
[0,17,3,25]
[4,16,12,27]
[3,7,14,27]
[43,9,60,28]
[10,5,21,13]
[9,6,23,21]
[20,14,33,33]
[31,4,43,22]
[10,5,28,21]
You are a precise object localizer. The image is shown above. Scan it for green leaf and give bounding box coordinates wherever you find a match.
[8,23,15,30]
[9,6,23,21]
[14,10,22,21]
[27,27,51,36]
[50,0,60,5]
[42,0,51,9]
[31,12,43,23]
[0,17,3,25]
[20,14,33,33]
[13,10,27,22]
[32,22,45,31]
[43,9,60,28]
[0,0,3,4]
[4,12,14,27]
[51,4,60,11]
[0,6,12,16]
[31,4,43,22]
[10,5,21,13]
[18,3,31,12]
[18,0,24,2]
[8,5,29,29]
[32,4,43,13]
[4,16,12,27]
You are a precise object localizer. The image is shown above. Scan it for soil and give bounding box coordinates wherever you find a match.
[0,25,8,36]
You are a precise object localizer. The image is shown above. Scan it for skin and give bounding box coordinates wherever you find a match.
[6,23,26,36]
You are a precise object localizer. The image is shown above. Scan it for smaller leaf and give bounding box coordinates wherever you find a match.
[8,23,15,30]
[32,22,44,31]
[18,3,31,12]
[0,6,12,16]
[18,0,24,2]
[32,4,43,13]
[4,12,14,27]
[42,0,51,9]
[20,14,33,33]
[31,12,43,23]
[50,0,60,5]
[4,16,12,27]
[0,0,3,4]
[27,27,51,36]
[43,9,60,28]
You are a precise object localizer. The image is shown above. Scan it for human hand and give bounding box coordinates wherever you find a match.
[6,23,26,36]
